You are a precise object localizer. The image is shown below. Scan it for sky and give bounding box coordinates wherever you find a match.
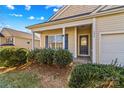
[0,5,62,33]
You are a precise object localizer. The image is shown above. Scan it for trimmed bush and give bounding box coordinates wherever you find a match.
[0,47,29,67]
[54,49,73,67]
[28,48,41,62]
[28,48,73,67]
[36,48,55,64]
[69,64,124,88]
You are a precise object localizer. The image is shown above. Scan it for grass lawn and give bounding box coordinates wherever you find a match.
[0,71,41,88]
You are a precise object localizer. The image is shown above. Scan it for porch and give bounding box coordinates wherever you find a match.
[73,56,92,64]
[31,19,96,64]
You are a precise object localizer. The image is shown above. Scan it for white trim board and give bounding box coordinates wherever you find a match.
[74,27,78,58]
[34,19,93,32]
[78,34,91,57]
[92,18,96,64]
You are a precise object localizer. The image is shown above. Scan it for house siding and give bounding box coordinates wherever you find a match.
[40,28,76,55]
[15,37,40,49]
[77,26,91,56]
[1,29,40,49]
[40,26,91,57]
[96,12,124,63]
[66,27,75,55]
[40,29,62,48]
[0,37,6,45]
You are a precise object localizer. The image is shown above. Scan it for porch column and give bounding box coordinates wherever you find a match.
[92,18,96,63]
[32,32,35,50]
[74,27,77,58]
[62,27,65,49]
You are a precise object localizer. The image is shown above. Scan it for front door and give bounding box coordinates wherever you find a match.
[79,35,89,56]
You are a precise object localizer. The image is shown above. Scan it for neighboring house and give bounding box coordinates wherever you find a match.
[0,32,4,45]
[26,5,124,65]
[0,28,40,49]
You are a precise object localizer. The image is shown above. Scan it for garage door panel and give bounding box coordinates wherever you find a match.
[101,53,124,65]
[101,33,124,66]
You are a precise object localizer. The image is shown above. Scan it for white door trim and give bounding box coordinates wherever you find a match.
[99,30,124,64]
[78,34,90,56]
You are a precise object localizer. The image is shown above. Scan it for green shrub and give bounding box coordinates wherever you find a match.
[28,48,41,62]
[28,48,73,66]
[54,49,73,67]
[69,64,124,88]
[36,48,55,64]
[0,47,29,67]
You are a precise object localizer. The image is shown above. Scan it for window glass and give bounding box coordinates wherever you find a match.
[6,37,13,44]
[48,36,55,48]
[48,35,63,49]
[56,35,63,49]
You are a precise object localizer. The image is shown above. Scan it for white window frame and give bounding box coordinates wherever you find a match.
[47,34,63,49]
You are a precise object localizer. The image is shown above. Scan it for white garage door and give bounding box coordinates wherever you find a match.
[101,33,124,66]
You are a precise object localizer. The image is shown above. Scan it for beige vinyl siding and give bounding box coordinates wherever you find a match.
[77,25,91,56]
[34,40,40,49]
[40,29,62,48]
[15,37,40,49]
[0,37,6,45]
[40,26,92,57]
[40,27,76,55]
[66,27,75,55]
[51,5,99,21]
[96,12,124,63]
[1,28,40,49]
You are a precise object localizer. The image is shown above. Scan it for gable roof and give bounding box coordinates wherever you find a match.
[50,5,100,21]
[26,5,124,29]
[97,5,124,13]
[1,28,40,40]
[48,5,68,21]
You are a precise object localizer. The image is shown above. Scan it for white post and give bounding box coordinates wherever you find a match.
[32,32,35,50]
[92,18,96,63]
[62,27,65,49]
[74,27,77,58]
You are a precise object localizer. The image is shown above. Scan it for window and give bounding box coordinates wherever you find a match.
[48,35,63,49]
[6,37,13,44]
[48,36,56,48]
[27,41,30,44]
[56,35,63,49]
